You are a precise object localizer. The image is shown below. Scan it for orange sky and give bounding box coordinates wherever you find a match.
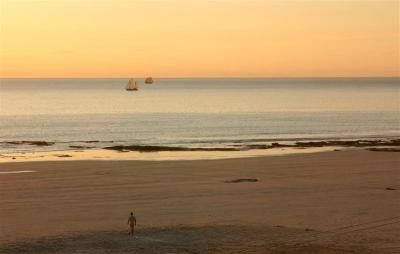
[0,0,399,78]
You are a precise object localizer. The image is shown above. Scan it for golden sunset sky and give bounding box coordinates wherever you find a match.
[0,0,398,78]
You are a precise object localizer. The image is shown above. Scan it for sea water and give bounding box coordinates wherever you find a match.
[0,78,399,153]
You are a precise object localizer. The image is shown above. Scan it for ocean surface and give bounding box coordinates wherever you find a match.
[0,78,399,153]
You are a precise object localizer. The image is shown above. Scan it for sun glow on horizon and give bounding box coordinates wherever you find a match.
[0,0,399,78]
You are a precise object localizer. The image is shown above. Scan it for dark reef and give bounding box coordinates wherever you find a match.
[103,139,400,153]
[1,141,54,146]
[103,145,238,152]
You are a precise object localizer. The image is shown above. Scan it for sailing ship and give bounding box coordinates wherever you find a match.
[126,79,139,91]
[144,77,154,84]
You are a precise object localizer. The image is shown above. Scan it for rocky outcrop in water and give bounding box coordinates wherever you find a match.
[102,139,400,153]
[103,145,238,152]
[1,141,54,146]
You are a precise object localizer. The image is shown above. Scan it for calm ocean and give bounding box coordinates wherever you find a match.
[0,78,399,153]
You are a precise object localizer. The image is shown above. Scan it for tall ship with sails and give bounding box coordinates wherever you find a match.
[144,77,154,84]
[126,79,139,91]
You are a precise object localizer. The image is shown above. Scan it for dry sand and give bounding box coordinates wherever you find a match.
[0,150,399,253]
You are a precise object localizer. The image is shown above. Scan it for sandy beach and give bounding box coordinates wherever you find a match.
[0,150,399,253]
[2,0,399,252]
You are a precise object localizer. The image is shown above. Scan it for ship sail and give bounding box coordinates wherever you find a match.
[126,79,139,91]
[144,77,154,84]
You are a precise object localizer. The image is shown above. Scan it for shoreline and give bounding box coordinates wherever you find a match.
[0,137,398,163]
[0,147,337,163]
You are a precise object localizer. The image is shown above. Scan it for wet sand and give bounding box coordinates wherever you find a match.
[0,150,399,253]
[0,146,335,162]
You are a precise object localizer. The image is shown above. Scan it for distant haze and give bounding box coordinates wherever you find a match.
[0,0,398,78]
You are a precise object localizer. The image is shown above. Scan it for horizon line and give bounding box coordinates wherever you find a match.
[1,76,399,79]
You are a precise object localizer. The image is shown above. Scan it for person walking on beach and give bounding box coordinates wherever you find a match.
[127,212,137,236]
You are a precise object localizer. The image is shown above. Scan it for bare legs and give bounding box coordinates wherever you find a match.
[129,225,135,236]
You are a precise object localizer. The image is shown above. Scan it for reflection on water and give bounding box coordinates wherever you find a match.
[1,78,398,115]
[0,78,399,154]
